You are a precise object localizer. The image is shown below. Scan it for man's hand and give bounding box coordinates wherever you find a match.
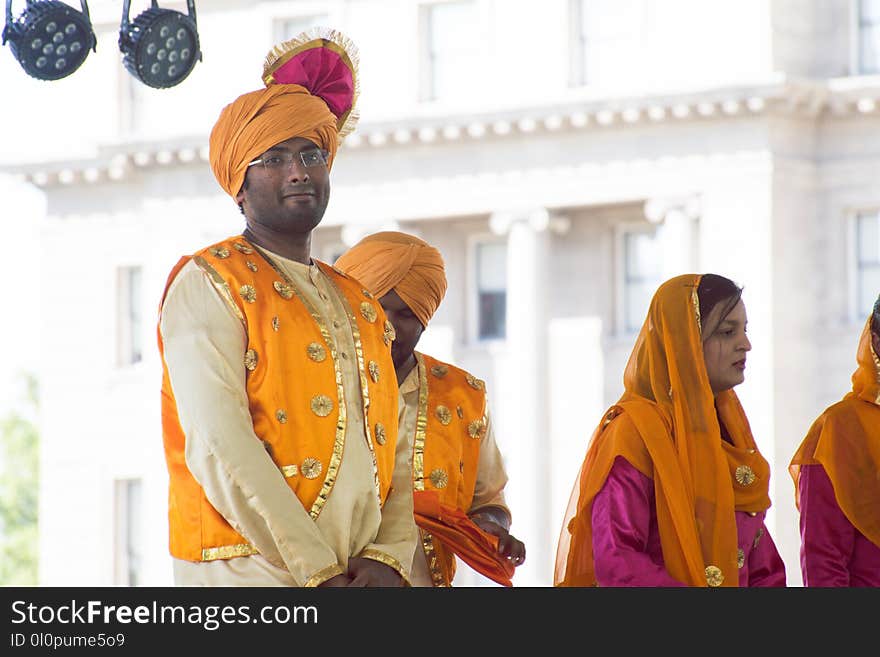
[471,513,526,567]
[317,573,352,587]
[346,557,405,587]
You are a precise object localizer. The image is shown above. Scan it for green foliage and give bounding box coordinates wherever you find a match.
[0,373,39,585]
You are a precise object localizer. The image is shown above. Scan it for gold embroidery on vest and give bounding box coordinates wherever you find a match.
[375,422,386,445]
[273,280,294,299]
[233,242,254,254]
[307,342,327,362]
[735,465,756,486]
[413,355,428,492]
[435,405,452,425]
[430,468,449,489]
[276,409,287,424]
[383,320,396,345]
[246,260,258,272]
[202,543,258,561]
[301,457,323,479]
[360,301,377,323]
[209,246,230,259]
[244,349,258,371]
[431,364,448,378]
[271,316,280,332]
[368,360,380,383]
[466,373,485,391]
[468,417,486,439]
[362,289,374,299]
[456,405,463,419]
[281,464,298,477]
[311,395,334,417]
[239,284,256,304]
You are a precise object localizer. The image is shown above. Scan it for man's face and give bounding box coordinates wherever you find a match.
[379,289,424,370]
[872,328,880,360]
[702,298,751,394]
[236,136,330,236]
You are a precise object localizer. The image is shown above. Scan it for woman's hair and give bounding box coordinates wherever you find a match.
[697,274,743,332]
[872,293,880,336]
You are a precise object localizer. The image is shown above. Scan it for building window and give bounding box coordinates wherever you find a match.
[570,0,642,87]
[275,14,329,43]
[420,1,480,102]
[117,266,143,366]
[113,479,143,586]
[856,211,880,318]
[858,0,880,74]
[475,241,506,340]
[622,229,662,333]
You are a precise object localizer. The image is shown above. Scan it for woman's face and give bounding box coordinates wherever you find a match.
[702,298,751,394]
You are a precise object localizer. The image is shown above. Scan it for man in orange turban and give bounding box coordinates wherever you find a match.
[157,29,417,588]
[336,231,526,586]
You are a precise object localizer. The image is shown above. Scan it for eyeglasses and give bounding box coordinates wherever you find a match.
[247,148,329,171]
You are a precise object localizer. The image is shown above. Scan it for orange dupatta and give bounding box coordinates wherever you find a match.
[554,274,771,587]
[789,316,880,547]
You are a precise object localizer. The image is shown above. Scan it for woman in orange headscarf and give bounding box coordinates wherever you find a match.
[788,295,880,586]
[555,274,786,587]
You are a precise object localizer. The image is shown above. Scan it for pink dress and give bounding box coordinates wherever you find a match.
[591,456,786,587]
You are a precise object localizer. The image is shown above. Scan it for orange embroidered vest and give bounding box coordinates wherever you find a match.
[412,352,487,586]
[158,236,399,562]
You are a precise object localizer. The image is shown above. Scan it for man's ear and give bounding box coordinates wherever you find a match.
[235,188,245,206]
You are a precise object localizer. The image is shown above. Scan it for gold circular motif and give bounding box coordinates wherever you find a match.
[368,361,380,383]
[273,281,293,300]
[244,349,258,371]
[375,422,386,446]
[467,418,486,439]
[301,457,322,479]
[429,468,448,489]
[383,320,396,344]
[735,464,756,486]
[705,565,724,587]
[360,301,377,323]
[239,284,256,304]
[246,260,258,272]
[233,242,254,254]
[435,405,452,425]
[307,342,327,362]
[209,246,230,259]
[275,409,287,424]
[311,395,334,417]
[271,316,280,332]
[431,365,448,378]
[362,289,374,299]
[466,374,485,391]
[737,548,745,569]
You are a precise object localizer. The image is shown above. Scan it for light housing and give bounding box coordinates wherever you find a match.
[2,0,96,81]
[119,0,202,89]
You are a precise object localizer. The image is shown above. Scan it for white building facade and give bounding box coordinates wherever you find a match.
[2,0,880,587]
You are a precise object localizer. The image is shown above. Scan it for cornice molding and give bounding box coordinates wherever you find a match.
[9,77,880,189]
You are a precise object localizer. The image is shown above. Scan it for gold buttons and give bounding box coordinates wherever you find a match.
[705,565,724,587]
[209,246,230,258]
[273,281,293,299]
[431,365,448,378]
[375,422,386,446]
[244,349,258,371]
[307,342,326,362]
[737,549,745,569]
[735,465,756,486]
[301,457,322,479]
[239,284,256,303]
[435,405,452,425]
[429,468,448,489]
[368,361,380,383]
[311,395,334,417]
[360,301,377,323]
[275,409,287,424]
[233,242,254,254]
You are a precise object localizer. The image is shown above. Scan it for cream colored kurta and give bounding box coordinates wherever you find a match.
[160,248,417,586]
[397,363,510,587]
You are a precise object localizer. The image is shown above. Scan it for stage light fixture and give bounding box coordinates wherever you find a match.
[119,0,202,89]
[2,0,96,81]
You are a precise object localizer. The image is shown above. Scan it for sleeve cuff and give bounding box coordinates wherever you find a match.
[303,563,345,588]
[357,548,411,587]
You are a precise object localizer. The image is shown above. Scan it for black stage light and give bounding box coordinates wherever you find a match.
[119,0,202,89]
[2,0,96,81]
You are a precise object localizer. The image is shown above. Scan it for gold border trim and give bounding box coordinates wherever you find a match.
[303,563,346,587]
[250,242,345,521]
[193,255,246,330]
[691,277,702,335]
[201,543,258,561]
[358,549,411,586]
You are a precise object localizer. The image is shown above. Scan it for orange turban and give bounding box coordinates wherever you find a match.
[208,83,339,199]
[334,231,447,327]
